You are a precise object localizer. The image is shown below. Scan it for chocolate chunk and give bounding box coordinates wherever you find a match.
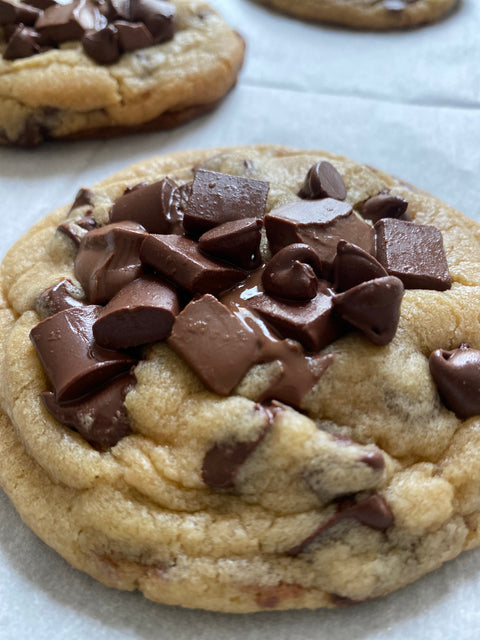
[57,214,97,247]
[168,294,258,395]
[265,199,374,279]
[114,19,153,51]
[28,0,58,9]
[109,177,178,234]
[129,0,175,43]
[361,193,409,223]
[183,169,269,236]
[202,407,272,488]
[0,0,41,25]
[140,234,245,295]
[360,450,385,470]
[41,372,134,448]
[298,161,347,201]
[82,24,120,64]
[35,0,107,44]
[429,344,480,419]
[4,25,43,59]
[375,218,451,291]
[70,187,94,212]
[93,275,180,349]
[100,0,129,20]
[333,240,388,292]
[0,0,17,23]
[30,305,137,403]
[35,278,85,318]
[262,243,323,301]
[333,276,404,346]
[246,284,343,351]
[198,218,263,271]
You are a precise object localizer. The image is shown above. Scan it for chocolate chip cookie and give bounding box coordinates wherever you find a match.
[1,145,480,612]
[255,0,458,29]
[0,0,245,145]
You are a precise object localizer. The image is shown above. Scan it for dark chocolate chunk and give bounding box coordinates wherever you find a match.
[75,221,147,304]
[70,187,94,212]
[0,0,16,23]
[30,305,137,403]
[114,19,153,51]
[35,0,107,44]
[57,214,97,247]
[202,407,272,488]
[27,0,58,9]
[262,243,323,301]
[265,199,374,279]
[246,284,343,351]
[375,218,451,291]
[0,0,41,25]
[109,177,178,234]
[333,240,388,292]
[429,344,480,419]
[140,234,245,295]
[168,294,258,395]
[333,276,404,346]
[198,218,263,271]
[35,278,85,318]
[82,24,120,64]
[361,193,409,223]
[129,0,175,43]
[298,161,347,201]
[93,275,180,349]
[183,169,269,236]
[42,372,135,448]
[4,25,42,60]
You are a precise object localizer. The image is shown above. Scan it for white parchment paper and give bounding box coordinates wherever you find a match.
[1,1,480,638]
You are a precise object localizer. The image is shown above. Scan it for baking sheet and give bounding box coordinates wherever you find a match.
[1,1,480,638]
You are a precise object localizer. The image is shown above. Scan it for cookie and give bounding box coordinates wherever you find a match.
[2,144,480,613]
[0,0,245,145]
[255,0,458,29]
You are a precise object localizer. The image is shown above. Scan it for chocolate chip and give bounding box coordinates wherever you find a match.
[35,0,107,44]
[333,240,388,292]
[183,169,269,236]
[265,199,374,279]
[361,193,409,223]
[75,221,147,304]
[114,19,153,51]
[28,0,57,9]
[129,0,175,44]
[140,234,246,295]
[41,372,135,448]
[333,276,404,346]
[57,214,97,247]
[4,25,43,59]
[70,187,94,212]
[93,275,180,349]
[82,24,120,64]
[0,0,41,25]
[0,0,18,23]
[360,450,385,470]
[198,218,263,271]
[202,406,272,488]
[109,177,179,234]
[30,305,137,403]
[298,161,347,201]
[35,278,86,319]
[168,294,258,395]
[429,344,480,419]
[262,243,323,301]
[246,284,344,351]
[375,218,451,291]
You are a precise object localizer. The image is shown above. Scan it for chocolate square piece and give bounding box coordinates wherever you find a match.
[375,218,451,291]
[183,169,269,235]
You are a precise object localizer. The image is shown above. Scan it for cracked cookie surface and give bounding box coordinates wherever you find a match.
[1,145,480,612]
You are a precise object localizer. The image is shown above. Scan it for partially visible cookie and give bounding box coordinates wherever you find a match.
[0,0,245,145]
[255,0,458,29]
[2,145,480,613]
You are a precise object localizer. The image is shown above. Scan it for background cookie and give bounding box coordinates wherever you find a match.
[0,0,245,146]
[2,145,480,613]
[254,0,459,29]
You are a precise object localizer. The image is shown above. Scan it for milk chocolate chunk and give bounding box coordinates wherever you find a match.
[375,218,451,291]
[183,169,269,236]
[140,234,245,295]
[30,305,136,403]
[333,276,404,346]
[0,0,17,23]
[35,0,107,44]
[333,241,388,292]
[246,285,343,351]
[82,24,120,64]
[298,161,347,201]
[198,218,263,271]
[114,19,153,51]
[265,199,374,278]
[361,193,409,223]
[35,278,85,318]
[129,0,175,43]
[41,373,135,448]
[3,25,42,59]
[57,214,97,247]
[28,0,57,9]
[429,344,480,419]
[0,0,40,25]
[168,295,257,395]
[75,221,147,304]
[93,275,180,349]
[70,187,94,212]
[109,177,178,234]
[262,243,323,301]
